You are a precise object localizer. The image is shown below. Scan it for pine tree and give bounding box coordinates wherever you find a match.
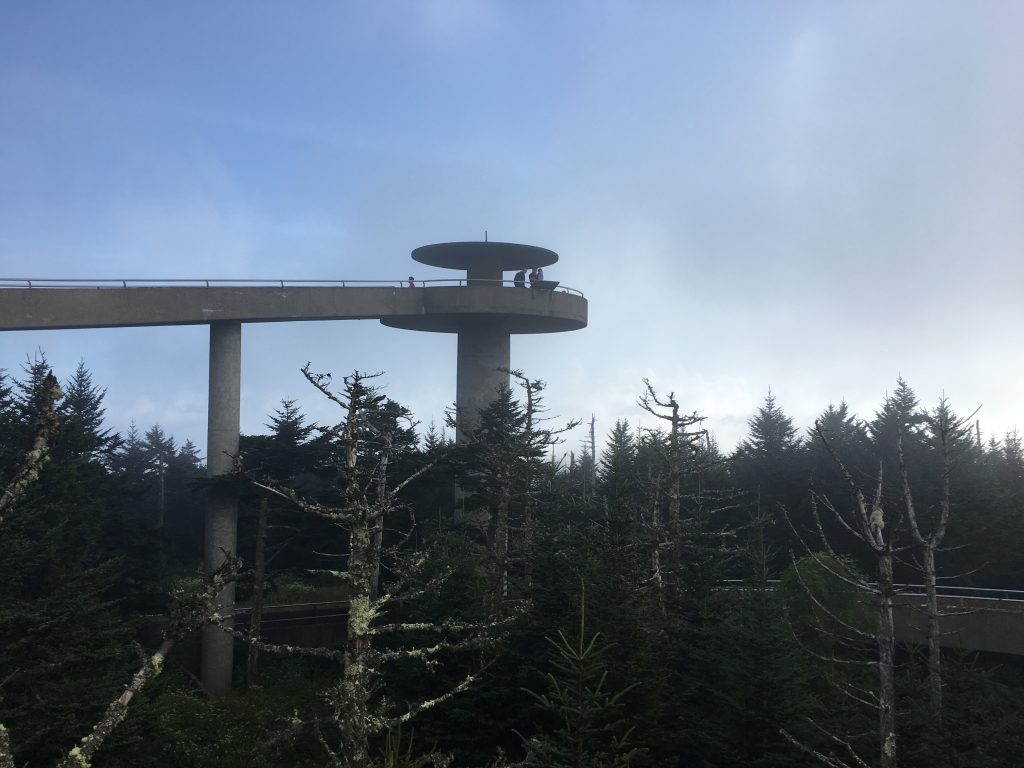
[732,392,803,502]
[0,358,136,765]
[0,369,21,469]
[458,383,530,598]
[805,402,874,567]
[731,391,805,556]
[519,584,644,768]
[986,431,1024,585]
[59,360,115,462]
[599,420,638,523]
[177,438,202,468]
[869,377,925,452]
[422,420,448,454]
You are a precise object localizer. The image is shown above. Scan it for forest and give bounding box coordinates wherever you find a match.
[2,356,1024,768]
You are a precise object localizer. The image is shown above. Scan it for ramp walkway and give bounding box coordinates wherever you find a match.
[0,278,586,332]
[247,587,1024,656]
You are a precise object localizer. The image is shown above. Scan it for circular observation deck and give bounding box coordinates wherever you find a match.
[380,284,587,334]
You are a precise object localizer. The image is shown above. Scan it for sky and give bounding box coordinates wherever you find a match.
[2,1,1022,458]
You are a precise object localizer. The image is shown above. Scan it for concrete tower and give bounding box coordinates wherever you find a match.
[382,241,582,440]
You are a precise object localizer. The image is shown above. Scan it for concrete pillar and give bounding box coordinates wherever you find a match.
[202,320,241,695]
[466,256,503,286]
[455,322,511,442]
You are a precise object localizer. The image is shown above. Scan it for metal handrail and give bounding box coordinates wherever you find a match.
[0,277,585,298]
[720,579,1024,603]
[250,584,1024,619]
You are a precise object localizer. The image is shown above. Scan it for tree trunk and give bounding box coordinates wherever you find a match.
[341,515,376,768]
[495,478,511,598]
[246,498,269,687]
[370,432,391,602]
[878,551,897,768]
[922,544,942,711]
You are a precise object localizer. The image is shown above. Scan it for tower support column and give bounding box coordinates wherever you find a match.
[202,320,241,695]
[455,323,511,442]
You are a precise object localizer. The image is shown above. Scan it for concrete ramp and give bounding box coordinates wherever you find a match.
[0,284,586,333]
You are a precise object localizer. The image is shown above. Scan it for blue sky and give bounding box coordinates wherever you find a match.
[2,1,1022,455]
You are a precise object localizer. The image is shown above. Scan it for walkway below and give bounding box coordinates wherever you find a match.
[893,592,1024,656]
[250,591,1024,657]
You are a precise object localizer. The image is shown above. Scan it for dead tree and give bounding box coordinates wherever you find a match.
[898,400,973,713]
[786,420,911,768]
[239,367,512,768]
[637,379,707,581]
[0,371,60,520]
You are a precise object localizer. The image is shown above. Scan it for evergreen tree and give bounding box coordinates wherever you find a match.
[59,360,115,462]
[0,369,21,468]
[599,420,638,522]
[422,420,448,454]
[869,377,925,452]
[177,438,202,468]
[804,402,875,568]
[732,393,803,498]
[731,391,805,560]
[868,377,928,525]
[519,584,644,768]
[457,383,531,598]
[986,431,1024,585]
[0,358,136,764]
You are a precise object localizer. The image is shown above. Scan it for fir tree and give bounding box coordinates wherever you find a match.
[0,358,136,764]
[59,360,115,462]
[731,391,806,556]
[599,420,638,522]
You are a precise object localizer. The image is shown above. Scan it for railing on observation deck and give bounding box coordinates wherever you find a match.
[721,580,1024,604]
[0,277,585,298]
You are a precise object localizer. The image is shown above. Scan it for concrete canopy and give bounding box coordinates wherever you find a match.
[411,241,558,272]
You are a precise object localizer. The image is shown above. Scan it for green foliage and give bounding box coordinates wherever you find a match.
[519,583,644,768]
[731,391,803,495]
[95,660,331,768]
[598,420,638,518]
[378,724,450,768]
[4,360,1024,768]
[0,358,138,764]
[896,651,1024,768]
[779,553,877,644]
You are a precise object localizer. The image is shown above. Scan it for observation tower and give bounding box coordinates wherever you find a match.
[383,241,585,439]
[0,238,587,694]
